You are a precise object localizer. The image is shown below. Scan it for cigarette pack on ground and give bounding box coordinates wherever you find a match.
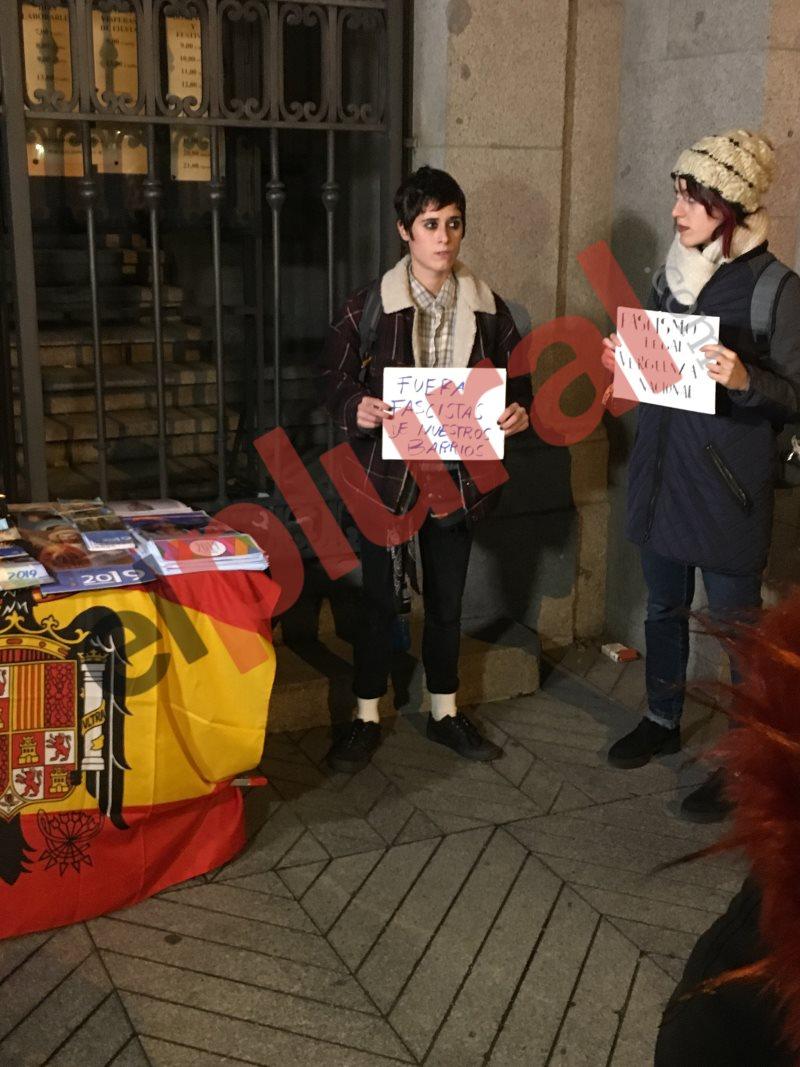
[601,642,640,663]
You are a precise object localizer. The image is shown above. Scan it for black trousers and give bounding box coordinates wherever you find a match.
[353,516,472,699]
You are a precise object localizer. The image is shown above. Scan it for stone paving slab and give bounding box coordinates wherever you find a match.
[0,648,745,1066]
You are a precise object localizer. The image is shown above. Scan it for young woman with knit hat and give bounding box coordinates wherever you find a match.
[603,130,800,822]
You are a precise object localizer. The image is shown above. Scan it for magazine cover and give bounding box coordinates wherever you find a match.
[57,500,136,552]
[12,508,155,593]
[108,499,194,518]
[0,545,52,590]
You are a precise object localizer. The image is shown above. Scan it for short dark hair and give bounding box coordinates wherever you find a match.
[394,166,467,235]
[672,173,748,258]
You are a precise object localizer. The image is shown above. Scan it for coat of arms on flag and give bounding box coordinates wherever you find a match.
[0,591,131,886]
[0,571,279,939]
[0,656,79,817]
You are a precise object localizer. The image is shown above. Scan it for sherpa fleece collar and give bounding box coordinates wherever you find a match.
[380,254,496,368]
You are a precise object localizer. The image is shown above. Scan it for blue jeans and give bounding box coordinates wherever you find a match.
[641,546,762,729]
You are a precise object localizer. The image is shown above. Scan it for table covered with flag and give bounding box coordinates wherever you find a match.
[0,569,279,939]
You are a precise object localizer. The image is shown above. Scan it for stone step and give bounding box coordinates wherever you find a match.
[35,403,240,444]
[46,455,223,503]
[12,358,323,419]
[11,328,323,376]
[29,248,163,287]
[32,231,148,250]
[33,418,328,466]
[269,620,540,733]
[34,358,318,395]
[38,376,314,415]
[44,436,327,501]
[37,432,220,467]
[37,283,184,311]
[11,323,206,367]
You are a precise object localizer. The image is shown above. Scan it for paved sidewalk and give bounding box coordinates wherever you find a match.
[0,649,745,1066]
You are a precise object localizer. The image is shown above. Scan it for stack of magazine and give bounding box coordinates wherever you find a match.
[11,504,154,595]
[0,499,267,593]
[0,545,52,591]
[0,495,50,591]
[126,511,266,576]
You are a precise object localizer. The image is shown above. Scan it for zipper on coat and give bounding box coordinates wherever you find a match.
[704,442,753,513]
[643,410,672,542]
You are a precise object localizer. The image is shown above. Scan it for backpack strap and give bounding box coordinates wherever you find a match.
[750,256,793,347]
[651,265,668,308]
[357,280,383,386]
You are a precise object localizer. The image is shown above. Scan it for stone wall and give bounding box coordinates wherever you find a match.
[412,0,623,648]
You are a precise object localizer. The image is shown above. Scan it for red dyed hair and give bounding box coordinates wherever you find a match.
[678,174,748,258]
[677,590,800,1054]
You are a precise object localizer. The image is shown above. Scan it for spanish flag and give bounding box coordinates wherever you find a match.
[0,570,279,939]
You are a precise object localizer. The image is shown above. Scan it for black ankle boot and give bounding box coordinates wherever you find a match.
[680,769,732,823]
[426,711,502,762]
[608,717,681,769]
[326,720,381,773]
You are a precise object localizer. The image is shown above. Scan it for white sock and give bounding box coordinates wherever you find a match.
[429,692,457,721]
[355,698,380,724]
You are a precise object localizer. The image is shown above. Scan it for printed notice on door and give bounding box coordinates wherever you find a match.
[165,16,210,180]
[92,8,139,105]
[21,3,73,103]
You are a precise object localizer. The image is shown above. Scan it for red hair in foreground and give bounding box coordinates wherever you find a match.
[686,588,800,1053]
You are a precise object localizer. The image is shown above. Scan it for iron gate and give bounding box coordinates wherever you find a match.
[0,0,405,503]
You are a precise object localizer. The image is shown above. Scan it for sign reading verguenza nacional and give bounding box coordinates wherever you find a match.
[613,308,720,414]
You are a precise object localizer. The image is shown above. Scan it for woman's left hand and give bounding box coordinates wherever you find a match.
[701,344,751,391]
[498,402,529,436]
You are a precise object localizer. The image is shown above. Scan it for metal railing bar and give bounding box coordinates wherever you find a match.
[380,0,403,273]
[253,141,266,490]
[209,125,227,505]
[266,126,284,434]
[78,122,108,500]
[323,127,338,452]
[144,124,168,499]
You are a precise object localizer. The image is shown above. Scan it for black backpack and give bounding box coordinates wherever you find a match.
[651,252,794,349]
[653,253,800,482]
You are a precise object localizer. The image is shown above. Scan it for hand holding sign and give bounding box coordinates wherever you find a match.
[356,395,393,430]
[701,343,751,391]
[382,367,507,461]
[498,402,529,436]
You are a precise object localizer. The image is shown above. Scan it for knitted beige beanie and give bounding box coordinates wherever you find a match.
[672,129,775,214]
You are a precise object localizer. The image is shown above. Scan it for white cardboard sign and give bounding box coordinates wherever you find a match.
[382,367,507,461]
[613,307,720,414]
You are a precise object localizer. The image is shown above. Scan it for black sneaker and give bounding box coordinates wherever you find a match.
[680,769,732,823]
[327,720,381,773]
[426,711,502,762]
[607,716,681,769]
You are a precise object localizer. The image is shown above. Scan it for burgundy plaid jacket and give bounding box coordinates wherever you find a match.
[321,257,532,528]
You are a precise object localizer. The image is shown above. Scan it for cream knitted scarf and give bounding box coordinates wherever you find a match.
[663,208,770,308]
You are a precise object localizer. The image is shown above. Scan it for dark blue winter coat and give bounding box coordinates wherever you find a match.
[626,244,800,575]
